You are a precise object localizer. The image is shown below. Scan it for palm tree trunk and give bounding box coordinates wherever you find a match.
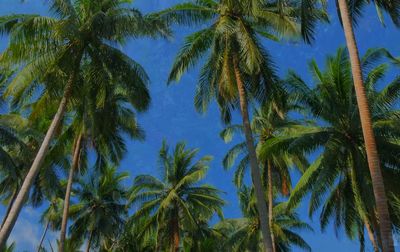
[59,133,83,252]
[37,221,49,252]
[233,56,273,252]
[267,160,276,252]
[0,65,80,248]
[1,189,17,229]
[337,1,394,251]
[86,230,93,252]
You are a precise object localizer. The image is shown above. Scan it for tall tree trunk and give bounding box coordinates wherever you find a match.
[337,0,394,251]
[171,206,180,252]
[233,57,273,252]
[59,133,83,252]
[0,64,80,248]
[86,230,93,252]
[1,189,17,229]
[267,160,276,252]
[37,221,49,252]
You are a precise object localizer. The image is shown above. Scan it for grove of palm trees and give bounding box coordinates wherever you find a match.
[0,0,399,251]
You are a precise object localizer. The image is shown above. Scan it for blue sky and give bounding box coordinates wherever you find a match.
[1,0,400,251]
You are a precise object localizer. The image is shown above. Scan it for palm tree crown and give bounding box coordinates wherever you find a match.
[263,48,400,251]
[130,141,225,252]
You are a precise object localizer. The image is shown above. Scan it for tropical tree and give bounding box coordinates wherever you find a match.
[156,1,327,250]
[332,1,400,250]
[221,101,308,250]
[105,217,157,252]
[0,114,31,227]
[215,186,312,252]
[68,166,128,252]
[37,197,64,252]
[0,0,168,245]
[57,238,83,252]
[129,141,225,252]
[58,61,146,251]
[181,216,224,252]
[263,48,400,251]
[0,113,65,229]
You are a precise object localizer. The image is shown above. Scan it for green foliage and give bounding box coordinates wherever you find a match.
[159,0,327,123]
[129,141,225,251]
[0,112,65,208]
[0,0,170,112]
[215,186,312,252]
[68,165,128,250]
[221,96,308,192]
[262,47,400,247]
[1,1,400,251]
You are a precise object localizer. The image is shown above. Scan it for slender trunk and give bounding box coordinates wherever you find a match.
[267,160,276,252]
[37,221,49,252]
[1,189,17,229]
[59,133,83,252]
[86,230,93,252]
[365,219,379,252]
[0,74,76,248]
[171,206,179,252]
[337,1,394,251]
[233,56,273,252]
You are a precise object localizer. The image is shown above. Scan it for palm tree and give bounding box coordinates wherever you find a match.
[38,197,64,252]
[263,48,400,251]
[0,112,65,228]
[56,238,83,252]
[58,61,146,251]
[156,1,326,250]
[215,186,312,252]
[0,114,30,227]
[221,101,308,250]
[181,218,223,252]
[129,141,225,252]
[68,166,128,252]
[0,0,168,245]
[106,217,157,252]
[333,1,400,250]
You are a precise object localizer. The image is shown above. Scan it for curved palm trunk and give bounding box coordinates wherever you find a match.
[59,133,83,252]
[233,57,273,252]
[0,66,79,248]
[1,189,17,229]
[86,230,93,252]
[337,1,394,251]
[37,221,49,252]
[267,160,276,252]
